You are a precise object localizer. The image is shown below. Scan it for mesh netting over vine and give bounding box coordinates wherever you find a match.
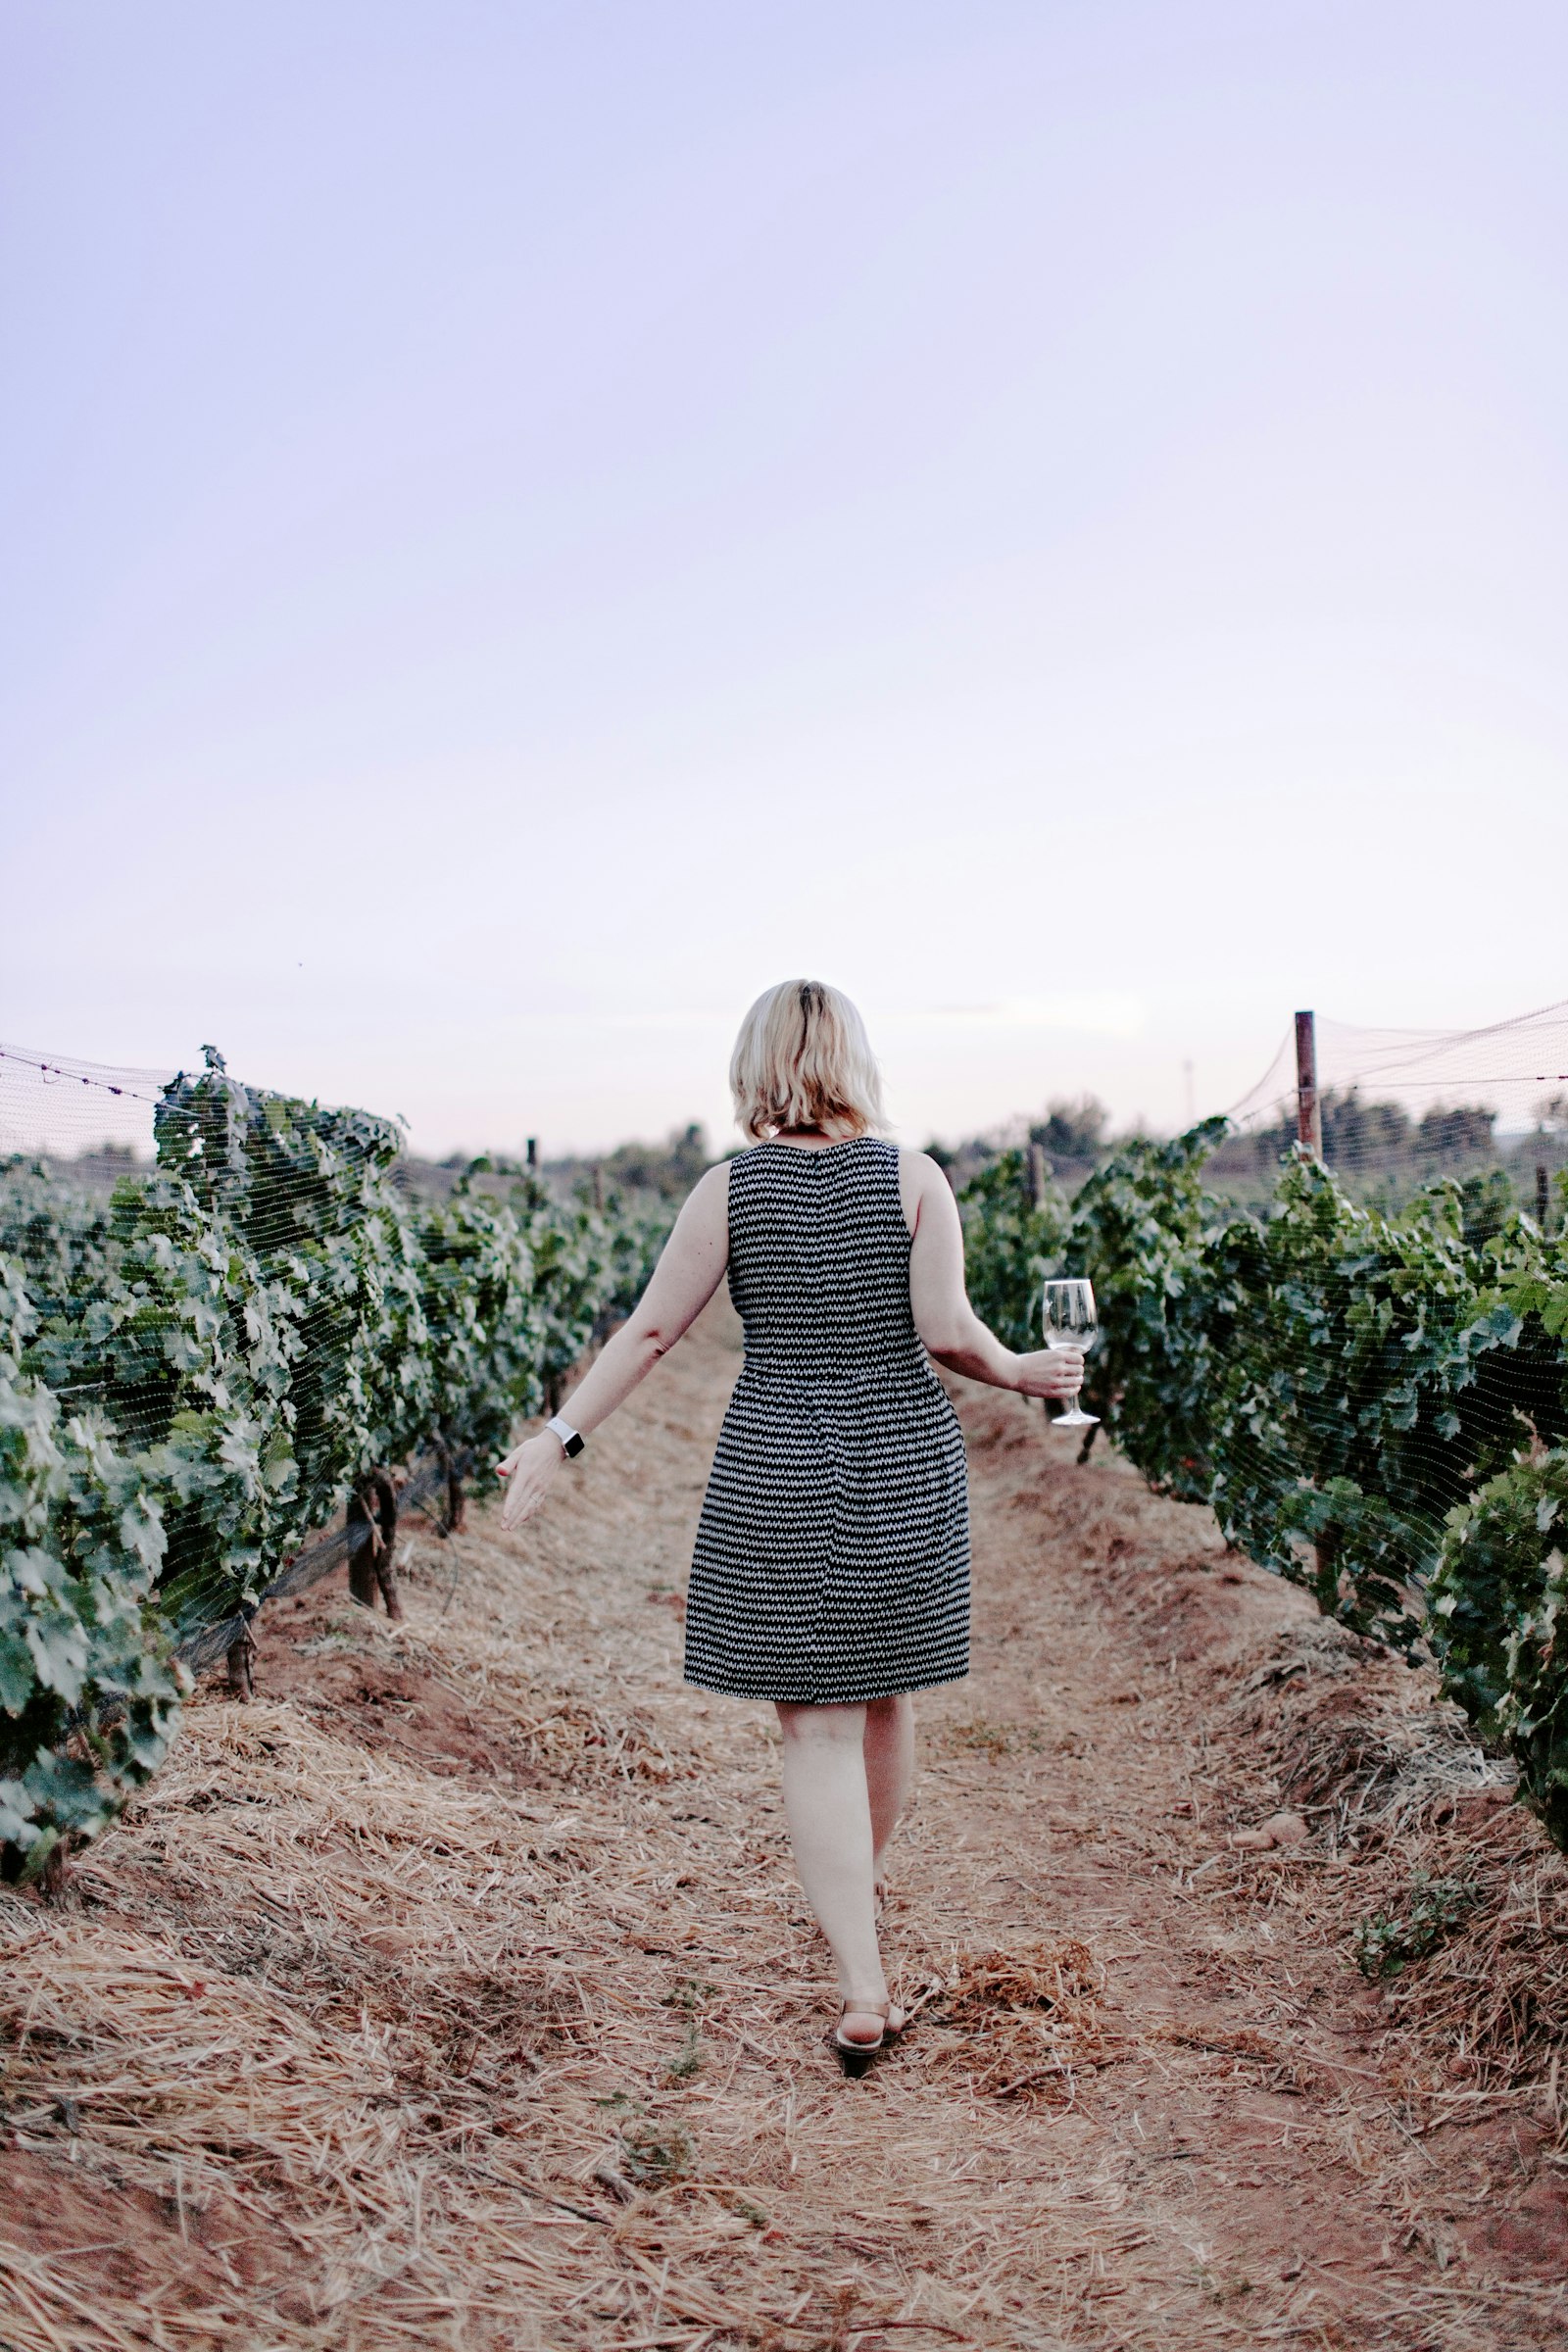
[956,999,1568,1846]
[1214,998,1568,1209]
[0,1038,670,1873]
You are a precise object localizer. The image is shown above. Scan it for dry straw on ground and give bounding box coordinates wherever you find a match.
[2,1303,1566,2350]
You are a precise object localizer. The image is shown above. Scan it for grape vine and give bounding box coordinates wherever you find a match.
[961,1134,1568,1845]
[0,1051,672,1875]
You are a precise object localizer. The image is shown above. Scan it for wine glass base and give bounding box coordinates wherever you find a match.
[1051,1407,1100,1428]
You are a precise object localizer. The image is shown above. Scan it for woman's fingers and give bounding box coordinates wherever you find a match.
[496,1434,563,1529]
[1017,1347,1086,1397]
[501,1476,538,1529]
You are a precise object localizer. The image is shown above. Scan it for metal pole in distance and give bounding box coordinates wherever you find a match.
[1295,1009,1323,1158]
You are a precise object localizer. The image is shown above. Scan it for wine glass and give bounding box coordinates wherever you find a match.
[1041,1278,1100,1429]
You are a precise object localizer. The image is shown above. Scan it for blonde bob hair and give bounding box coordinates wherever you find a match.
[730,980,885,1143]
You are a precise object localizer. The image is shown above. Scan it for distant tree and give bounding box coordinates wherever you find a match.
[1322,1089,1410,1165]
[1417,1103,1497,1161]
[1224,1089,1415,1177]
[600,1123,712,1201]
[1029,1097,1109,1160]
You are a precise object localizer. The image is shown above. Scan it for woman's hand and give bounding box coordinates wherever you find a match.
[1012,1348,1086,1399]
[494,1430,564,1530]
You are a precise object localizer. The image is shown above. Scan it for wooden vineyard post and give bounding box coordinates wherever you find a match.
[1027,1143,1050,1209]
[1295,1009,1323,1159]
[526,1137,538,1172]
[1539,1164,1551,1232]
[1296,1005,1332,1596]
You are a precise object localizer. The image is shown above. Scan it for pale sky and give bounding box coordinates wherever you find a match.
[4,2,1566,1157]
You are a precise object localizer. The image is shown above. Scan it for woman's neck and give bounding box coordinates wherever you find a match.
[770,1122,858,1148]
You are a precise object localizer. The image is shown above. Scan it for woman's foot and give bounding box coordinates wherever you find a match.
[832,1997,906,2075]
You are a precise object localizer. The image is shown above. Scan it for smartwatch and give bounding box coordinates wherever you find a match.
[547,1414,585,1459]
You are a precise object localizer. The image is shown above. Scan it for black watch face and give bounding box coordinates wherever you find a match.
[563,1429,584,1457]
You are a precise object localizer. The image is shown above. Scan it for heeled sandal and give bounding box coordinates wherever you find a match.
[831,1998,906,2079]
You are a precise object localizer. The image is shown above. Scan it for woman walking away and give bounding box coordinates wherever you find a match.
[496,981,1083,2073]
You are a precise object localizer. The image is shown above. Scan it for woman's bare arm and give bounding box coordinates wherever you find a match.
[495,1160,730,1528]
[902,1151,1082,1398]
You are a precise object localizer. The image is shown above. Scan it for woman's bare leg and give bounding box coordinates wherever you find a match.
[863,1692,914,1883]
[775,1701,896,2041]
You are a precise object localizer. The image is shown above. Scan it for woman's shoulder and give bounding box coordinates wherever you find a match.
[837,1134,930,1183]
[887,1141,948,1183]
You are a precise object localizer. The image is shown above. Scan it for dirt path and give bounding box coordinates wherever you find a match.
[3,1298,1567,2351]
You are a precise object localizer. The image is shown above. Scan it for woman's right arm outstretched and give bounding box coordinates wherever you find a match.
[495,1160,731,1528]
[902,1151,1082,1399]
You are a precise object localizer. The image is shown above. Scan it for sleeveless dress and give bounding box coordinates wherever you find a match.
[684,1136,971,1704]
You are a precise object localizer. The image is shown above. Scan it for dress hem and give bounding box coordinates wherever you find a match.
[681,1664,969,1705]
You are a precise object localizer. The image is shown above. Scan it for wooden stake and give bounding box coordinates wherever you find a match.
[1295,1009,1323,1159]
[1027,1144,1050,1209]
[1538,1164,1550,1231]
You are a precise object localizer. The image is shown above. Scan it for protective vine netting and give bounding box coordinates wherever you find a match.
[7,1008,1568,1878]
[958,1001,1568,1846]
[0,1040,671,1876]
[1218,999,1568,1207]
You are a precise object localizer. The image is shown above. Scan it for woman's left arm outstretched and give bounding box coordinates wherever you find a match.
[495,1161,731,1529]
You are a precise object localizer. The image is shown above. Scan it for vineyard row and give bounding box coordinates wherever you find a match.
[7,1054,1567,1883]
[0,1050,669,1878]
[960,1126,1568,1846]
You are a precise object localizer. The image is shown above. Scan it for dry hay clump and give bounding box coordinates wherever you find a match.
[0,1907,403,2210]
[396,1599,686,1783]
[915,1936,1111,2103]
[0,1699,659,2347]
[1,1681,1094,2352]
[1219,1616,1568,2111]
[1146,2019,1326,2098]
[306,1570,686,1786]
[938,1713,1047,1764]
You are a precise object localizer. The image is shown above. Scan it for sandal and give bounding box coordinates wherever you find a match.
[831,1998,906,2079]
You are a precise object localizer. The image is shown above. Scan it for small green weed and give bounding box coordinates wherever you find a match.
[1354,1874,1483,1980]
[619,2119,694,2185]
[662,1974,711,2080]
[662,1974,713,2011]
[666,2023,704,2081]
[722,2190,770,2229]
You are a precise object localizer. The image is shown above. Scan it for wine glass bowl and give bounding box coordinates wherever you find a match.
[1041,1277,1100,1429]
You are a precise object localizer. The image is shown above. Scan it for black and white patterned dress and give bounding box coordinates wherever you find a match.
[685,1137,970,1704]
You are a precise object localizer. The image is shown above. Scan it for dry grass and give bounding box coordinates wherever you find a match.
[916,1940,1109,2103]
[1207,1614,1568,2097]
[2,1302,1567,2350]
